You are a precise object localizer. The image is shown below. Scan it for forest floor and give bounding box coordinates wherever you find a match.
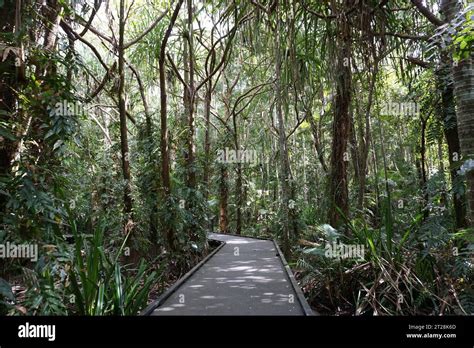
[151,233,310,315]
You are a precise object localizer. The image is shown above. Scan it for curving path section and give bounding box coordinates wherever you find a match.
[149,233,313,316]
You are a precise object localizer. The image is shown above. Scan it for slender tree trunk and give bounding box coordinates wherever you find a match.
[232,108,243,235]
[357,68,376,209]
[328,2,352,229]
[203,28,216,201]
[235,162,243,235]
[218,165,229,233]
[217,77,234,235]
[203,79,212,199]
[274,8,292,256]
[118,0,133,225]
[370,131,381,226]
[437,137,447,206]
[184,0,199,241]
[302,136,308,201]
[418,114,431,220]
[159,0,183,250]
[349,108,360,186]
[185,0,196,193]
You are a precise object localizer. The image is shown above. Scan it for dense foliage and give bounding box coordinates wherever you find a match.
[0,0,472,315]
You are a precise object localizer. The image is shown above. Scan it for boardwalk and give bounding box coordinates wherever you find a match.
[148,233,312,316]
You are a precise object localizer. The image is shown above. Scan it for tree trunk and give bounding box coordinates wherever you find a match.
[274,8,292,257]
[440,0,474,226]
[357,68,376,209]
[435,48,467,227]
[203,79,212,199]
[159,0,183,250]
[185,0,196,193]
[218,165,229,233]
[118,0,133,225]
[235,162,243,235]
[203,28,216,201]
[349,108,360,187]
[437,137,447,206]
[328,3,352,229]
[231,95,243,235]
[420,115,429,215]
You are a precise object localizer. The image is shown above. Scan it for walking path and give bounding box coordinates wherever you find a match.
[146,233,313,316]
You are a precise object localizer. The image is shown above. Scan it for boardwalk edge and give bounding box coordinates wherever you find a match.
[272,239,316,316]
[140,240,226,316]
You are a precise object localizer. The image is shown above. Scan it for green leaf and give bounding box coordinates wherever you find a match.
[367,238,376,256]
[44,129,55,140]
[0,277,14,301]
[0,127,16,141]
[53,140,63,151]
